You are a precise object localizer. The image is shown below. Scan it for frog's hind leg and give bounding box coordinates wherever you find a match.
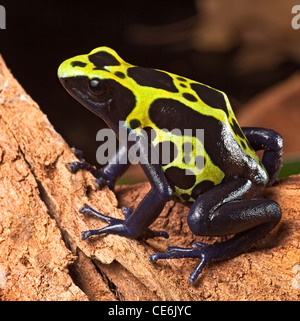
[242,127,283,186]
[149,178,281,283]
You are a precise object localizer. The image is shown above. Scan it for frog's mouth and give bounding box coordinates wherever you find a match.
[59,76,109,118]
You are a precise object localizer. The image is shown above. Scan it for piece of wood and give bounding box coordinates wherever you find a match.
[0,56,299,300]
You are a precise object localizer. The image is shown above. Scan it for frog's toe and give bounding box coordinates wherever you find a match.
[94,174,114,190]
[149,244,213,283]
[121,206,133,219]
[93,177,107,189]
[79,204,119,224]
[191,241,208,248]
[81,230,94,240]
[150,247,196,260]
[149,252,173,262]
[71,147,85,161]
[66,161,82,173]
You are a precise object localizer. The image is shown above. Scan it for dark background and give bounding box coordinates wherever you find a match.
[0,0,299,165]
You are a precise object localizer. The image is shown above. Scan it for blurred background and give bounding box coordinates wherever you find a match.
[0,0,299,183]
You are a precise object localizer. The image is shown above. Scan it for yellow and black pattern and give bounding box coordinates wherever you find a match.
[58,47,264,203]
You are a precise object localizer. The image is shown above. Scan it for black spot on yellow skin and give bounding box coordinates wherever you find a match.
[180,83,187,88]
[245,139,254,151]
[191,180,214,199]
[240,140,247,150]
[149,98,186,132]
[164,167,196,190]
[130,119,141,129]
[182,92,198,102]
[231,119,245,139]
[181,193,191,201]
[149,98,215,139]
[190,83,229,116]
[177,77,187,82]
[89,51,120,70]
[115,71,126,79]
[127,67,179,93]
[71,61,87,68]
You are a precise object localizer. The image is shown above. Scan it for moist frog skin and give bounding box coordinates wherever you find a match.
[58,47,283,283]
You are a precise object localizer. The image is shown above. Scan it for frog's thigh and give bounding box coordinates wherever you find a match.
[187,178,281,237]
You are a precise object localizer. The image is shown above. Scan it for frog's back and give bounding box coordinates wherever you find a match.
[123,66,267,203]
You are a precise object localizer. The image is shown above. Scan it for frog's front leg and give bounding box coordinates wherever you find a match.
[66,144,130,190]
[80,183,171,239]
[149,178,281,283]
[79,138,173,240]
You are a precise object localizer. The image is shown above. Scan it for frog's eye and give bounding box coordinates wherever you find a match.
[88,78,106,95]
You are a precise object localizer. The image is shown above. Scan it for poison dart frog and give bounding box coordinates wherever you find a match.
[58,47,283,283]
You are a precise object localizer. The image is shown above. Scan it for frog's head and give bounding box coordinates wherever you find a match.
[58,47,136,129]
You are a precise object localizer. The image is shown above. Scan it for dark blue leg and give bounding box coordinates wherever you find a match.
[149,178,281,283]
[242,127,283,186]
[80,201,169,240]
[80,185,171,239]
[66,145,130,189]
[79,136,173,240]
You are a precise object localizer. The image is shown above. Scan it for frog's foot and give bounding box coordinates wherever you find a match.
[71,147,85,161]
[66,161,114,189]
[149,242,215,283]
[66,147,101,176]
[80,204,169,240]
[66,160,99,176]
[66,155,116,190]
[66,148,92,173]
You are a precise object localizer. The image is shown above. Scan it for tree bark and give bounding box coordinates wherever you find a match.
[0,56,299,301]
